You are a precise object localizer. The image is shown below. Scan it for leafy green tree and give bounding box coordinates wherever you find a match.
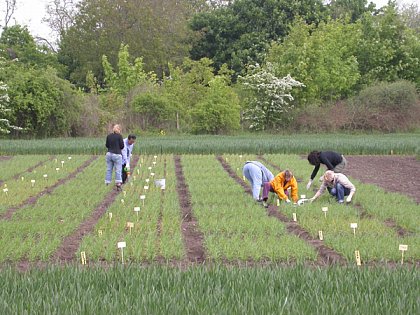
[356,4,420,87]
[189,0,327,77]
[239,63,304,131]
[327,0,376,22]
[267,18,361,104]
[191,76,240,134]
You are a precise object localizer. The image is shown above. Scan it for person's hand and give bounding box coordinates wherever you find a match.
[306,179,312,190]
[285,199,291,204]
[346,196,352,203]
[309,197,316,203]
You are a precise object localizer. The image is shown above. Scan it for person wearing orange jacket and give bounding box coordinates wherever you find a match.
[261,170,299,207]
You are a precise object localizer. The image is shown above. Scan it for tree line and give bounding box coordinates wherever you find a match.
[0,0,419,136]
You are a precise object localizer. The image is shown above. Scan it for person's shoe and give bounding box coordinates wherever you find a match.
[256,198,263,203]
[116,183,122,191]
[263,202,269,208]
[338,200,344,204]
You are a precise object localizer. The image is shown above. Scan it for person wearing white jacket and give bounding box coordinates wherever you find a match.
[310,170,355,204]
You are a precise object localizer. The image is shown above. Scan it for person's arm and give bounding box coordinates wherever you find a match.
[310,181,327,201]
[310,164,320,180]
[105,135,110,149]
[271,178,288,201]
[121,140,128,164]
[337,174,356,202]
[119,136,124,150]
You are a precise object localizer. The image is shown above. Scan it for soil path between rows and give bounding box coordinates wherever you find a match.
[174,155,206,263]
[345,155,420,204]
[0,156,97,221]
[216,155,346,266]
[52,156,140,262]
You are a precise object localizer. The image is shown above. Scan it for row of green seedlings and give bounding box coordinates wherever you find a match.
[241,154,419,264]
[78,155,184,264]
[0,157,111,262]
[181,155,317,263]
[0,155,49,182]
[0,155,92,213]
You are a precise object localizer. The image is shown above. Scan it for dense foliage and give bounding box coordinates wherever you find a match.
[0,0,419,136]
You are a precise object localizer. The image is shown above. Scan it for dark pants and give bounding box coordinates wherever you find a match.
[122,163,128,184]
[329,184,350,202]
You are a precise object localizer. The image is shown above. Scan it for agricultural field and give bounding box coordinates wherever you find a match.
[0,148,419,314]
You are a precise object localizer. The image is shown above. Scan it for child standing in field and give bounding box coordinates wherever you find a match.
[262,170,299,207]
[243,161,274,201]
[310,170,355,204]
[105,124,124,190]
[306,150,347,190]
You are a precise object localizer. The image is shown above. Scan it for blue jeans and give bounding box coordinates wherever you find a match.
[243,163,263,200]
[105,152,122,184]
[329,183,350,202]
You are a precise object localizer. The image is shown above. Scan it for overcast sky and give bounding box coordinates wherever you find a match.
[0,0,418,43]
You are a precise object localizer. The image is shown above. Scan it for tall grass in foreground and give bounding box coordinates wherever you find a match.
[1,133,419,155]
[0,266,417,314]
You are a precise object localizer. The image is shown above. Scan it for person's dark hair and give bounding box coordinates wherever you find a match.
[128,134,136,140]
[307,151,320,165]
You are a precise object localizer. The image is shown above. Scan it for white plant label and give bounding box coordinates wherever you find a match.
[243,176,246,181]
[239,155,243,160]
[31,179,35,187]
[145,178,150,183]
[56,168,60,172]
[21,177,24,181]
[154,155,157,160]
[354,250,361,266]
[117,241,126,249]
[292,213,297,222]
[322,206,328,218]
[150,173,155,177]
[137,169,140,175]
[350,223,358,229]
[318,230,323,241]
[126,222,134,234]
[140,195,146,200]
[117,242,126,263]
[276,199,280,206]
[121,199,125,205]
[134,207,140,212]
[3,188,8,193]
[153,161,156,166]
[61,161,64,167]
[301,194,306,199]
[109,212,112,221]
[80,251,87,265]
[399,244,408,265]
[148,167,152,171]
[98,229,103,236]
[144,186,149,190]
[68,156,72,160]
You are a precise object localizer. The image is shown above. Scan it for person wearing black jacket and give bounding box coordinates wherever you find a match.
[105,124,124,190]
[306,150,347,190]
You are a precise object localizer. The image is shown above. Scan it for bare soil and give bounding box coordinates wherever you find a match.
[345,155,420,204]
[174,155,206,263]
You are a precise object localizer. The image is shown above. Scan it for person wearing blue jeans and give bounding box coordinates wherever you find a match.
[105,124,124,190]
[310,170,356,204]
[243,161,274,201]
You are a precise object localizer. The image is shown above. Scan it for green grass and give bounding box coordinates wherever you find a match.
[0,265,418,314]
[1,133,419,154]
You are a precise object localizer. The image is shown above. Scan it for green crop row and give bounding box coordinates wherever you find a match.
[0,157,110,262]
[0,155,93,214]
[0,155,51,183]
[1,133,419,155]
[181,155,317,262]
[252,154,420,263]
[0,266,418,314]
[79,155,184,262]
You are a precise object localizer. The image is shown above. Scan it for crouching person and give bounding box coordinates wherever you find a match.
[262,170,299,207]
[243,161,274,201]
[310,170,355,204]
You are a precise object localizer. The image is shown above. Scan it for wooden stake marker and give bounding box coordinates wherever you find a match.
[354,250,361,266]
[292,213,297,222]
[322,206,328,218]
[80,251,87,265]
[350,223,358,236]
[399,244,408,265]
[126,222,134,234]
[117,241,126,264]
[318,230,323,240]
[134,206,140,220]
[31,179,36,187]
[108,212,112,221]
[276,199,280,207]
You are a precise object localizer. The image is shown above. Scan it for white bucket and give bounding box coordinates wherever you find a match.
[154,179,166,188]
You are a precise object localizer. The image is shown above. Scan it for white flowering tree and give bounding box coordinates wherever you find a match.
[0,59,22,134]
[239,63,304,130]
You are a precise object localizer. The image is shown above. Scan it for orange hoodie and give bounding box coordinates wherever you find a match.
[270,171,299,202]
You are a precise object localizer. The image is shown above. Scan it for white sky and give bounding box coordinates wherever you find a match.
[0,0,419,43]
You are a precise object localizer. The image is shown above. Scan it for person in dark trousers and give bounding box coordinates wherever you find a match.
[243,161,274,201]
[122,134,136,184]
[310,170,356,204]
[105,124,124,190]
[306,150,347,190]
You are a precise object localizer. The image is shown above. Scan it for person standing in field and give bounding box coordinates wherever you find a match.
[306,150,347,190]
[122,134,137,184]
[243,161,274,201]
[105,124,124,190]
[262,170,299,207]
[310,170,355,204]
